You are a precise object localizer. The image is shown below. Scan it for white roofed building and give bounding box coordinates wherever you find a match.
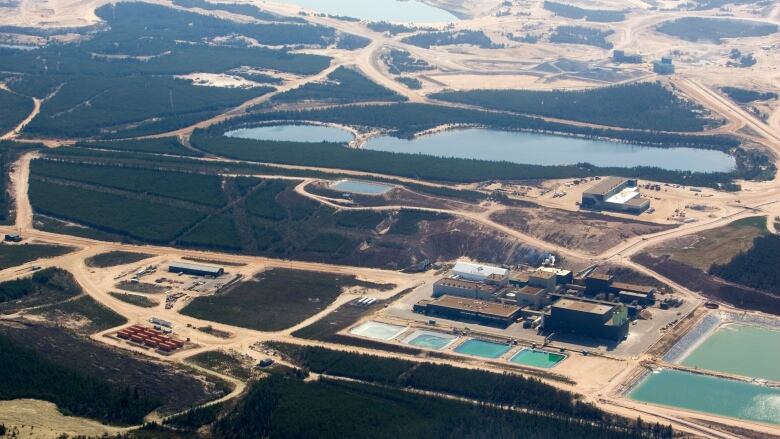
[451,262,508,283]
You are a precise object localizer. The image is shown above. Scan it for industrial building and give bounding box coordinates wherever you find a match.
[432,278,500,301]
[505,285,549,308]
[581,177,650,214]
[414,295,522,327]
[451,262,508,283]
[168,261,224,277]
[544,298,629,341]
[4,233,21,242]
[613,50,642,64]
[653,57,675,75]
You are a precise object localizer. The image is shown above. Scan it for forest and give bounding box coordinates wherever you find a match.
[0,89,33,135]
[549,26,614,49]
[431,82,715,132]
[710,234,780,296]
[273,67,405,104]
[76,138,204,157]
[721,86,778,103]
[402,30,500,49]
[543,1,625,22]
[656,17,777,43]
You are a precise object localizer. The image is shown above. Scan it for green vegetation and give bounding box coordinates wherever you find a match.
[0,268,81,312]
[721,86,778,103]
[656,17,777,43]
[402,30,500,49]
[0,243,73,270]
[543,1,625,22]
[178,215,242,251]
[76,138,203,157]
[211,375,673,439]
[85,251,153,268]
[186,350,253,380]
[0,334,160,425]
[367,22,435,35]
[164,401,229,431]
[389,211,452,235]
[273,67,405,104]
[396,76,422,90]
[550,26,614,49]
[382,49,432,74]
[29,179,205,243]
[181,268,389,331]
[171,0,304,23]
[109,292,159,308]
[432,82,717,132]
[710,234,780,296]
[32,159,226,206]
[0,89,32,135]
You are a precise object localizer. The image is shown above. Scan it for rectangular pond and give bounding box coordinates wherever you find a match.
[402,329,458,350]
[454,339,511,359]
[510,348,566,369]
[629,369,780,425]
[330,179,393,195]
[349,321,407,341]
[680,323,780,381]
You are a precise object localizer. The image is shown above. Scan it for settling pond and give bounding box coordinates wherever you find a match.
[629,369,780,425]
[680,323,780,381]
[270,0,459,23]
[365,129,736,173]
[454,339,511,359]
[225,124,736,173]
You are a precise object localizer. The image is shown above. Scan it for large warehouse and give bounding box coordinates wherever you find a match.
[414,295,522,327]
[168,261,224,277]
[543,298,629,341]
[581,177,650,214]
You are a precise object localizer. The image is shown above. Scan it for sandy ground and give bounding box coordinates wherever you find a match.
[0,399,124,438]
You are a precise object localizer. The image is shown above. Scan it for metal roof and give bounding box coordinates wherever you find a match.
[553,298,613,315]
[433,295,520,318]
[583,177,629,196]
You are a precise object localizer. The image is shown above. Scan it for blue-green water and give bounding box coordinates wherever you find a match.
[681,324,780,381]
[274,0,458,23]
[454,339,511,359]
[225,124,353,143]
[629,369,780,424]
[365,129,736,173]
[510,349,566,368]
[330,179,393,195]
[349,321,407,340]
[403,330,458,350]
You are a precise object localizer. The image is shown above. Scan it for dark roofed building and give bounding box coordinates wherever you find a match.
[414,295,522,327]
[433,278,500,301]
[544,298,629,341]
[168,262,224,277]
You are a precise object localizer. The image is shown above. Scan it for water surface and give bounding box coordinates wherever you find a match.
[225,124,353,143]
[403,330,458,350]
[510,349,566,368]
[349,321,407,340]
[365,129,736,173]
[629,369,780,424]
[330,179,393,195]
[681,324,780,381]
[272,0,459,22]
[454,339,511,358]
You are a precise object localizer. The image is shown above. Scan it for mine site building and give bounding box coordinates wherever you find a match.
[414,295,522,327]
[544,298,629,341]
[168,261,224,277]
[581,177,650,214]
[433,278,500,301]
[4,233,21,242]
[451,261,508,283]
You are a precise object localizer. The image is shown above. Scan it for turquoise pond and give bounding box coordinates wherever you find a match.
[364,128,736,173]
[349,321,407,340]
[403,330,458,350]
[629,369,780,425]
[272,0,459,23]
[510,349,566,369]
[330,179,393,195]
[454,339,511,359]
[225,124,354,143]
[680,324,780,381]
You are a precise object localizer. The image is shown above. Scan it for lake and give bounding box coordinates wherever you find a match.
[680,324,780,381]
[629,369,780,424]
[364,129,736,173]
[271,0,459,23]
[225,124,354,143]
[330,179,394,195]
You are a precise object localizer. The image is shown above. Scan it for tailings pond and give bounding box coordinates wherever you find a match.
[364,129,736,173]
[225,124,354,143]
[680,323,780,381]
[629,369,780,425]
[454,339,511,359]
[271,0,459,22]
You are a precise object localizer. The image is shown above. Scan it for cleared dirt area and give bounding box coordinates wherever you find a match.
[642,216,767,272]
[490,206,674,256]
[0,399,122,438]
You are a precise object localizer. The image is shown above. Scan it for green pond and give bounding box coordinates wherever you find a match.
[454,339,510,359]
[510,349,566,368]
[629,369,780,425]
[404,330,458,350]
[681,324,780,381]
